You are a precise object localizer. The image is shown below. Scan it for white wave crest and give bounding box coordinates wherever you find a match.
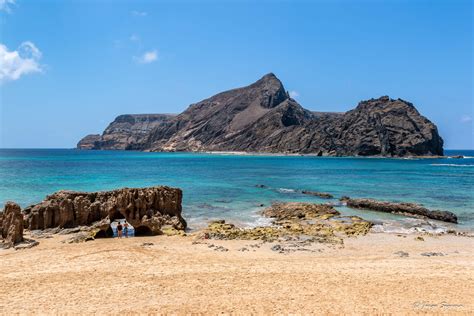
[278,188,296,193]
[430,164,474,167]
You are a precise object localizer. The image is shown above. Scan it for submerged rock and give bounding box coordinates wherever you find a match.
[0,202,24,249]
[24,186,186,237]
[341,197,457,223]
[301,190,333,199]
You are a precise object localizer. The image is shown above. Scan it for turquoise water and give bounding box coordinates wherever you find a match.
[0,149,473,231]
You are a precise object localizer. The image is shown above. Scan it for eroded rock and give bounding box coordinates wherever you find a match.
[199,202,372,245]
[25,186,186,236]
[1,202,24,248]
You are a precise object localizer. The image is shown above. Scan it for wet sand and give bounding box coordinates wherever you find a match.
[1,232,473,314]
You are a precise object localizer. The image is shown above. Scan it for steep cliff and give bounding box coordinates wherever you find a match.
[77,114,175,150]
[78,74,443,156]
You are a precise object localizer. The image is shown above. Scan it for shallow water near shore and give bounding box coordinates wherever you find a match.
[0,149,473,232]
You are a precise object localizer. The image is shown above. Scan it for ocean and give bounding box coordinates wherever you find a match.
[1,149,473,232]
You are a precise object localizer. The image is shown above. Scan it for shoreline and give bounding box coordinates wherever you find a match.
[93,148,472,159]
[1,231,472,314]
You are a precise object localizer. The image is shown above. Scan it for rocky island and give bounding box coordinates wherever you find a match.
[78,73,443,157]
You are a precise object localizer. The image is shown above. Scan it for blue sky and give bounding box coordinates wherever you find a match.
[0,0,472,149]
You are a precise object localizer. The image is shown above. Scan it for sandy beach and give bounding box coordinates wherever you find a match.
[1,232,473,314]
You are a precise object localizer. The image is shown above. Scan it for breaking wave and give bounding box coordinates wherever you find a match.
[430,164,474,167]
[277,188,297,193]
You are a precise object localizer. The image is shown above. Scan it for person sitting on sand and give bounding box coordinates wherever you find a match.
[116,221,123,238]
[123,221,129,238]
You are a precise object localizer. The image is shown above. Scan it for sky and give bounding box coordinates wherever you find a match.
[0,0,472,149]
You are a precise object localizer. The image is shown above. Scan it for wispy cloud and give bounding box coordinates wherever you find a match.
[134,50,158,64]
[131,10,147,17]
[0,41,43,83]
[129,34,140,42]
[461,115,472,123]
[289,90,299,98]
[0,0,15,13]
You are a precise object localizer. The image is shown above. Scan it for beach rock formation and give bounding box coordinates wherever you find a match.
[78,73,444,156]
[201,202,372,243]
[0,202,24,248]
[78,114,175,150]
[341,197,457,223]
[23,186,186,236]
[262,202,339,220]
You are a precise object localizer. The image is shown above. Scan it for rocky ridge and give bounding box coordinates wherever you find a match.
[341,197,458,223]
[78,73,443,156]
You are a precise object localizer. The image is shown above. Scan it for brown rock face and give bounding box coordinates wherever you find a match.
[1,202,24,247]
[77,134,101,150]
[23,186,185,236]
[342,197,457,223]
[77,73,444,156]
[77,114,175,150]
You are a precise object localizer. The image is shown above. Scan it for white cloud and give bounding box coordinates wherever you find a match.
[131,10,147,17]
[0,41,43,83]
[461,115,472,123]
[0,0,15,13]
[134,50,158,64]
[289,90,299,98]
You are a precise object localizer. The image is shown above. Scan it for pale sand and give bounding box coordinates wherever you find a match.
[1,233,473,314]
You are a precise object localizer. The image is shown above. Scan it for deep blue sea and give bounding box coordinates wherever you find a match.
[1,149,473,232]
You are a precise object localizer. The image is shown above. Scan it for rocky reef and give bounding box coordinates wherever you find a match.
[301,190,333,199]
[342,197,458,223]
[78,73,444,157]
[23,186,186,237]
[200,202,372,244]
[0,202,24,248]
[78,114,175,150]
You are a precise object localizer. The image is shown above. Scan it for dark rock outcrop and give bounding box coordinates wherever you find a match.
[23,186,186,236]
[78,73,443,156]
[341,197,457,223]
[301,190,333,199]
[1,202,24,248]
[77,114,175,150]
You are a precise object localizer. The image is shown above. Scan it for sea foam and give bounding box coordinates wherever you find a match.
[430,163,474,167]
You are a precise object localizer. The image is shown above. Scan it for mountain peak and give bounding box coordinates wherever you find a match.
[256,72,281,86]
[261,72,277,79]
[249,73,288,108]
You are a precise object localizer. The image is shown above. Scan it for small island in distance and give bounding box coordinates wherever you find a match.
[77,73,444,157]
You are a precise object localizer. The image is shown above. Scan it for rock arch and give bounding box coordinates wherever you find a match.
[23,186,186,236]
